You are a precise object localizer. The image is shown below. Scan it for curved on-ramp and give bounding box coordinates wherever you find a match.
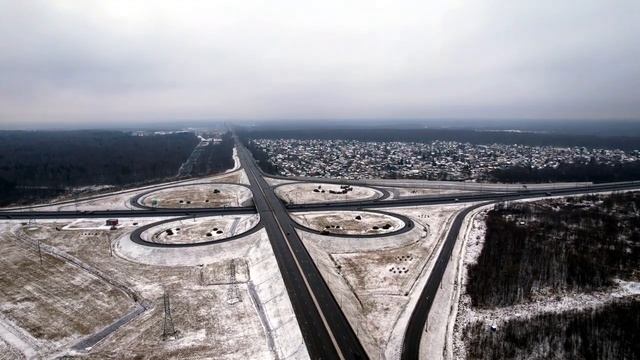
[129,182,253,210]
[290,209,414,238]
[129,213,263,248]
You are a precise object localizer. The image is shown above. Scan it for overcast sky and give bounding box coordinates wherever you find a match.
[1,1,639,127]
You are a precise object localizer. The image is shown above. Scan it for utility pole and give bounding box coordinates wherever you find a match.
[226,259,241,304]
[107,233,113,257]
[162,290,177,340]
[37,238,43,266]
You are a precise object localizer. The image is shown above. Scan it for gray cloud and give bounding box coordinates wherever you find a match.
[0,0,639,127]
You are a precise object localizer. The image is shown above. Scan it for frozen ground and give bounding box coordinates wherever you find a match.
[103,228,308,359]
[275,182,382,205]
[0,222,136,359]
[264,177,296,187]
[141,214,259,244]
[291,211,404,236]
[380,187,474,200]
[0,219,307,359]
[138,183,253,208]
[297,204,468,359]
[348,179,591,191]
[264,176,590,191]
[229,147,241,172]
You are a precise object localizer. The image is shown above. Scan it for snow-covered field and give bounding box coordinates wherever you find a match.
[275,182,382,204]
[296,204,468,359]
[0,219,307,359]
[291,211,404,236]
[138,183,253,208]
[0,222,136,359]
[264,177,296,187]
[141,214,259,244]
[380,186,474,200]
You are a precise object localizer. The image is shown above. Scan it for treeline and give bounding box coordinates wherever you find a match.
[0,130,199,206]
[189,132,235,176]
[238,128,640,151]
[468,192,640,308]
[243,139,279,174]
[465,298,640,360]
[490,161,640,183]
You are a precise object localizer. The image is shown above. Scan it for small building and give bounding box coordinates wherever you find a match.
[106,219,118,226]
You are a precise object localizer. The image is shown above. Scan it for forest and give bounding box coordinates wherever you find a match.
[243,138,280,174]
[489,161,640,183]
[238,128,640,151]
[0,130,199,206]
[467,192,640,308]
[464,298,640,360]
[188,132,235,177]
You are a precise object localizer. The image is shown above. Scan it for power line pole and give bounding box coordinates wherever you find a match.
[162,290,177,340]
[226,259,241,305]
[107,233,113,257]
[37,238,43,266]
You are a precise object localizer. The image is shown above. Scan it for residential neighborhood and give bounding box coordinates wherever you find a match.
[251,138,640,181]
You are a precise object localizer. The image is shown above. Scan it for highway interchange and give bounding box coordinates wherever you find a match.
[3,137,640,360]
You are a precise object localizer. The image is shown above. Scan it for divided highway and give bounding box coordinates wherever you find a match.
[0,207,255,220]
[236,140,368,359]
[4,139,640,360]
[400,203,487,360]
[287,180,640,212]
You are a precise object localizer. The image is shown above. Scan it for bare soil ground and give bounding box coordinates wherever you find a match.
[291,211,404,235]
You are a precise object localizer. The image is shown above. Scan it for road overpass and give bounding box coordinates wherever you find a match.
[3,142,640,359]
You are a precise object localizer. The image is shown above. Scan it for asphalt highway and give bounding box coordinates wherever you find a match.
[128,213,264,248]
[129,182,253,210]
[0,207,256,220]
[291,209,415,239]
[1,168,244,212]
[5,142,640,360]
[272,181,392,202]
[287,180,640,212]
[237,141,368,359]
[400,202,488,360]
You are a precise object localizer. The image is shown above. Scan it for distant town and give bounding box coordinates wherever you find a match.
[250,138,640,181]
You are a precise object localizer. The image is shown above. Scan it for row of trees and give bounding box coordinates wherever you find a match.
[243,139,279,174]
[468,193,640,308]
[465,298,640,360]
